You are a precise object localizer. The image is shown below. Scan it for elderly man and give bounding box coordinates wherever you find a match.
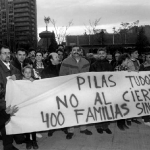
[59,46,92,139]
[41,52,60,79]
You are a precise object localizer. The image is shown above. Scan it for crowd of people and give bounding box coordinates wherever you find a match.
[0,44,150,150]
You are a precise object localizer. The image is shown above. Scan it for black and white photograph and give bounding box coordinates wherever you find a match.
[0,0,150,150]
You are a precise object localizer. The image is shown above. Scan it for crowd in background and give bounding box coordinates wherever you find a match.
[0,44,150,150]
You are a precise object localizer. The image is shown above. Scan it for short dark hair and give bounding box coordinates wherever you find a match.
[16,48,27,55]
[56,48,64,53]
[43,51,48,54]
[129,48,138,55]
[35,51,43,56]
[23,58,33,68]
[114,50,121,55]
[0,45,10,54]
[28,47,35,53]
[97,47,107,53]
[118,53,130,64]
[72,46,81,51]
[58,45,64,49]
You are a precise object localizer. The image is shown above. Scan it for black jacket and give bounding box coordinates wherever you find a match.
[11,58,22,73]
[0,109,10,130]
[41,63,59,79]
[90,59,112,72]
[0,60,22,89]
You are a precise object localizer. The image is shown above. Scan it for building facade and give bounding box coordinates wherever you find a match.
[0,0,37,51]
[66,26,150,47]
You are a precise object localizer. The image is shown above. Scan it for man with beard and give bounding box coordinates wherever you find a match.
[90,47,112,134]
[0,45,22,150]
[11,48,27,73]
[59,46,92,139]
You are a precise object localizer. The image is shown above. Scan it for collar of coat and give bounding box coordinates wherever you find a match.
[0,60,13,72]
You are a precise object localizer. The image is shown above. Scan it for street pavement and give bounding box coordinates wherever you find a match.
[1,120,150,150]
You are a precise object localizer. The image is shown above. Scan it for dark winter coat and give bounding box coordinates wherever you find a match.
[41,63,59,79]
[0,109,10,130]
[0,60,22,111]
[0,60,22,89]
[90,59,113,72]
[139,62,150,71]
[11,58,22,73]
[33,60,47,78]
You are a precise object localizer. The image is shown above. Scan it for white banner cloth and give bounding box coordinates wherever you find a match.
[5,71,150,134]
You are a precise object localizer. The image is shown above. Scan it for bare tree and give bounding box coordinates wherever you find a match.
[117,20,140,44]
[84,18,101,35]
[84,18,108,45]
[49,18,73,44]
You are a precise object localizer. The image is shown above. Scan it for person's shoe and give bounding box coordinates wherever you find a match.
[26,141,32,149]
[4,145,19,150]
[117,124,125,131]
[132,119,141,124]
[15,139,26,144]
[127,120,131,126]
[48,130,54,137]
[104,128,112,134]
[12,145,19,150]
[32,141,39,149]
[80,129,92,135]
[62,128,68,134]
[66,133,74,139]
[36,133,42,138]
[97,128,103,134]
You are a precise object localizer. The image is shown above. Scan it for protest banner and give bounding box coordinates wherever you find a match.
[5,71,150,134]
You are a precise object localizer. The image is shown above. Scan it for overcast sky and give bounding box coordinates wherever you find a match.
[37,0,150,36]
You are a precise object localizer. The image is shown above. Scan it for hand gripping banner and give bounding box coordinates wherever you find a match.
[5,71,150,134]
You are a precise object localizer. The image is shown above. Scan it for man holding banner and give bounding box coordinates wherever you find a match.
[59,46,92,139]
[0,45,21,150]
[90,47,112,134]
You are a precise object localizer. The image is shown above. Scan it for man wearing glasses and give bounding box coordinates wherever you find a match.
[0,45,21,150]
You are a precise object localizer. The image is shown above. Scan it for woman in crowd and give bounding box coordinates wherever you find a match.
[112,51,122,71]
[33,51,47,79]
